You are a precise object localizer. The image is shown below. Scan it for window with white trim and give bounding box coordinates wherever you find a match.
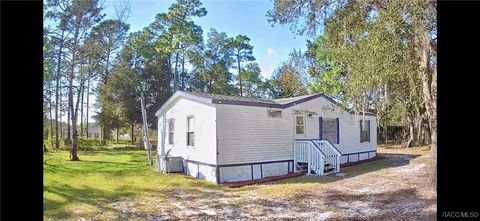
[187,116,195,146]
[360,119,370,142]
[295,115,305,135]
[168,118,175,145]
[267,110,282,118]
[323,118,338,144]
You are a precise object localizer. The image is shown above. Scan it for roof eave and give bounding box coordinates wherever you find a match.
[155,91,213,117]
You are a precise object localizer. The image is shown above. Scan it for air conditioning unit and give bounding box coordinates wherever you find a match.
[157,155,184,173]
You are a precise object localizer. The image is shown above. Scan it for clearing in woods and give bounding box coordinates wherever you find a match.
[44,145,436,220]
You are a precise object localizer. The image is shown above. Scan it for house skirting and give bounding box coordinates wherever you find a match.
[340,150,377,165]
[181,159,294,184]
[161,150,377,185]
[184,159,218,184]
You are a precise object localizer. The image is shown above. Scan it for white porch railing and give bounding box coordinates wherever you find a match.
[294,139,342,175]
[313,139,342,173]
[294,140,326,175]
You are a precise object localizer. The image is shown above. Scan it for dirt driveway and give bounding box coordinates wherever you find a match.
[109,146,436,221]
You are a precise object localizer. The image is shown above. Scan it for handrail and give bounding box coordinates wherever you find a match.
[312,139,343,155]
[309,140,327,158]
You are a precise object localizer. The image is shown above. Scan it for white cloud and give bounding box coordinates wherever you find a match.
[266,48,274,55]
[259,64,275,79]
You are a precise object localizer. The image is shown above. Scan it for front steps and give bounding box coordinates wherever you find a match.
[295,162,337,175]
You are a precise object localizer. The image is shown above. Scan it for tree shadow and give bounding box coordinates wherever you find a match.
[320,187,436,220]
[260,153,422,185]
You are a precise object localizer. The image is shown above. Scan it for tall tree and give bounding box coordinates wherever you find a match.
[64,0,103,160]
[191,28,235,94]
[150,0,207,92]
[270,63,308,98]
[107,28,174,145]
[240,62,270,98]
[307,36,347,102]
[89,19,129,145]
[45,0,73,149]
[268,0,437,187]
[228,35,255,96]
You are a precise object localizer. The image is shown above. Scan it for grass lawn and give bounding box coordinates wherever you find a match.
[44,150,222,220]
[44,146,435,220]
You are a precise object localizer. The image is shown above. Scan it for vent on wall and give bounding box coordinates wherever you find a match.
[267,110,282,118]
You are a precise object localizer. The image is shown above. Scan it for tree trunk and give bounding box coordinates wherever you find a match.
[405,121,414,148]
[102,126,107,146]
[101,52,111,146]
[181,55,186,90]
[55,30,65,150]
[69,26,80,161]
[49,82,54,149]
[59,88,63,140]
[418,32,437,188]
[131,122,135,145]
[384,126,388,144]
[67,95,71,144]
[237,53,242,96]
[86,78,90,138]
[383,83,388,144]
[173,52,180,91]
[80,80,84,137]
[69,78,79,161]
[116,127,119,143]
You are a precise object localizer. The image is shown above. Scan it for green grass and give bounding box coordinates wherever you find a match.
[44,150,221,220]
[44,148,423,219]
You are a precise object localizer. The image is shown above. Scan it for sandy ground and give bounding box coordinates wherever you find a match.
[108,147,436,220]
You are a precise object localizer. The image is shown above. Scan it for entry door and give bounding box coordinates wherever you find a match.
[294,114,306,138]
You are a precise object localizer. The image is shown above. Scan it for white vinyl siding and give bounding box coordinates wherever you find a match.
[216,105,294,164]
[293,97,377,154]
[158,97,217,164]
[216,96,377,165]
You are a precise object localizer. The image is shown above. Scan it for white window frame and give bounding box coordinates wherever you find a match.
[360,119,371,143]
[295,115,305,135]
[267,110,282,118]
[168,118,175,146]
[186,115,195,147]
[323,117,338,144]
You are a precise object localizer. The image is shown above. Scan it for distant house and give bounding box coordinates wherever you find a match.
[61,125,102,139]
[87,126,102,139]
[155,91,377,184]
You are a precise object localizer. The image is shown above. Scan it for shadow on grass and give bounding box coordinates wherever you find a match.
[321,187,436,220]
[44,183,136,219]
[262,153,422,185]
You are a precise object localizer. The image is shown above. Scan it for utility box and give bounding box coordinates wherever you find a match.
[157,155,184,173]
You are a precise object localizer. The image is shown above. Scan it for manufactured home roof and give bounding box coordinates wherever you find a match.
[273,94,317,104]
[182,92,279,105]
[156,91,377,116]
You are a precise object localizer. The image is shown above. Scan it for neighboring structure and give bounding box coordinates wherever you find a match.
[61,125,102,139]
[156,91,377,184]
[87,126,102,139]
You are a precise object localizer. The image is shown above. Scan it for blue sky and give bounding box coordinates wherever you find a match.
[102,0,310,79]
[53,0,311,123]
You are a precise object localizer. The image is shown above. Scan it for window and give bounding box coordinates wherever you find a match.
[267,110,282,118]
[168,118,175,145]
[323,118,338,144]
[360,120,370,142]
[295,115,305,135]
[187,116,195,146]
